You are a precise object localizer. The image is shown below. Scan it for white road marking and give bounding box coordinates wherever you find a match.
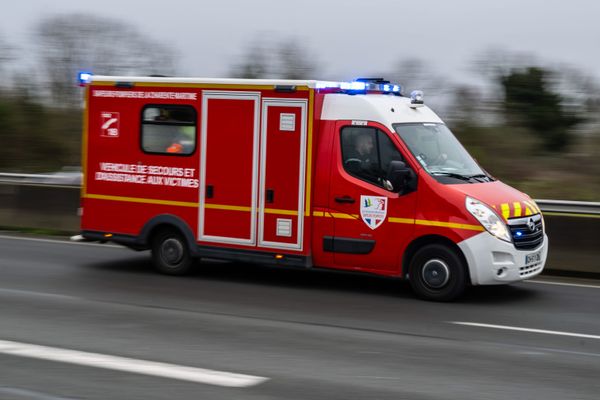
[451,322,600,340]
[0,387,77,400]
[0,339,268,388]
[0,234,123,249]
[525,279,600,289]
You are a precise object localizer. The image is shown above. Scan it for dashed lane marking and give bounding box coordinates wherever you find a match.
[450,322,600,340]
[0,339,268,388]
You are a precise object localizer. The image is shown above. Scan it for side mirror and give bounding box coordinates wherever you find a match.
[386,161,417,193]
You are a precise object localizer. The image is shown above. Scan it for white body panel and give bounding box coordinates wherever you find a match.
[459,232,549,285]
[320,94,443,131]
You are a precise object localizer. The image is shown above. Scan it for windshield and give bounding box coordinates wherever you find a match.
[393,123,486,178]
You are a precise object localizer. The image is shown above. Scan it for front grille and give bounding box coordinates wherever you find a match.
[520,263,543,277]
[508,214,544,251]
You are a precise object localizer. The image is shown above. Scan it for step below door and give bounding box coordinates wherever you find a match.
[258,99,308,250]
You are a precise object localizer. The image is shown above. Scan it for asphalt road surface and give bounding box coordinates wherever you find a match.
[0,234,599,400]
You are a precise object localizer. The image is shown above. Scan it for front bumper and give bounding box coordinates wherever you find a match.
[458,231,549,286]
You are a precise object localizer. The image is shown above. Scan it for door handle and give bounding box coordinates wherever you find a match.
[266,189,274,204]
[206,185,214,199]
[334,196,355,204]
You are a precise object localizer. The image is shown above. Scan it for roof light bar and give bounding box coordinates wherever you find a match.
[316,79,402,94]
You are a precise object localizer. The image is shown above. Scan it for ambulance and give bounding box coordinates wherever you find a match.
[77,73,548,301]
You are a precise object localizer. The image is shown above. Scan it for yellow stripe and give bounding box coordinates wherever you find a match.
[204,203,251,212]
[305,90,314,217]
[91,81,310,91]
[85,193,197,208]
[264,208,298,216]
[388,217,415,224]
[415,219,484,231]
[523,200,539,214]
[312,213,482,231]
[500,203,510,220]
[524,207,532,216]
[330,212,359,220]
[513,202,522,217]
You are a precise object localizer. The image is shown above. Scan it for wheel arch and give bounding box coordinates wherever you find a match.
[138,214,199,257]
[401,234,470,284]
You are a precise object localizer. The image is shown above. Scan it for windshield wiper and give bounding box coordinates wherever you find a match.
[430,171,474,181]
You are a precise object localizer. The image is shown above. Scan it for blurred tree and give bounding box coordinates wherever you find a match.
[230,36,317,79]
[0,34,13,82]
[231,41,270,79]
[273,38,316,79]
[35,13,176,107]
[0,94,66,171]
[500,67,583,151]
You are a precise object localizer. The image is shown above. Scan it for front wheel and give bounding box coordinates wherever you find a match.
[408,244,467,301]
[151,229,194,275]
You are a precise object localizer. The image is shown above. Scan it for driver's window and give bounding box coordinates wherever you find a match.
[340,126,403,188]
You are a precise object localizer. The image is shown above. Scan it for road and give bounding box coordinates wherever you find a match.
[0,234,599,400]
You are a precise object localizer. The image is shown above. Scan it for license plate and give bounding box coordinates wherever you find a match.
[525,251,541,266]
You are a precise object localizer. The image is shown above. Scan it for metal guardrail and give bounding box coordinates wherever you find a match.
[2,173,600,217]
[535,199,600,216]
[0,172,81,186]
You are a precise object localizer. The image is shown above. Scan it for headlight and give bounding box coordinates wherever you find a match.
[465,196,512,243]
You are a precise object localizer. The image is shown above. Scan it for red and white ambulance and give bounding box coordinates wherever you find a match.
[78,74,548,301]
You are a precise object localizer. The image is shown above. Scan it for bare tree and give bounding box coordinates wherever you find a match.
[273,38,317,79]
[0,34,13,84]
[230,35,318,79]
[35,13,177,107]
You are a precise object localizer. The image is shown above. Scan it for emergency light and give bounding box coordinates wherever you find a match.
[316,79,402,95]
[78,71,93,86]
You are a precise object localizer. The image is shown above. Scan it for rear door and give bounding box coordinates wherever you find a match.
[198,91,260,245]
[258,99,308,250]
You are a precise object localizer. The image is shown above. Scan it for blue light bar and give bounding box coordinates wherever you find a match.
[315,79,401,94]
[78,71,93,86]
[340,81,366,91]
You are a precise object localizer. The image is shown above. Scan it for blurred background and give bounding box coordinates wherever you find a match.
[1,0,599,200]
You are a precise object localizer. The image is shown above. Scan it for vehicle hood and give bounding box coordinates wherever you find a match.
[450,180,541,222]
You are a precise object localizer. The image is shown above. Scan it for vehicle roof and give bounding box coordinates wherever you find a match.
[89,75,319,88]
[88,76,444,128]
[321,94,443,129]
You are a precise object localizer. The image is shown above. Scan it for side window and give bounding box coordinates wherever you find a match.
[340,126,404,188]
[141,105,196,155]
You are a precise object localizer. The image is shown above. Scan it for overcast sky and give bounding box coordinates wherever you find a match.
[2,0,600,85]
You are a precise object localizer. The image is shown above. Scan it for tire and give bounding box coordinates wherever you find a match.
[408,244,467,302]
[151,229,194,275]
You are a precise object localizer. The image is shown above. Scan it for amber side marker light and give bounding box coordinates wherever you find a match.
[104,233,113,238]
[275,254,284,260]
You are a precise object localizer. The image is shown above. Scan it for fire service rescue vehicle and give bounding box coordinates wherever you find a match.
[77,73,548,301]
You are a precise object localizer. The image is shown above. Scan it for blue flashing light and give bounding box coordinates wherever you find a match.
[315,79,401,94]
[515,231,523,237]
[78,71,93,86]
[340,81,366,91]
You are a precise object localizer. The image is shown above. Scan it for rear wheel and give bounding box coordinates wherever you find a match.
[408,244,467,301]
[151,229,194,275]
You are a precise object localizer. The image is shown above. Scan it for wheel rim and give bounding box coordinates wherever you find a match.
[421,259,450,289]
[161,238,184,266]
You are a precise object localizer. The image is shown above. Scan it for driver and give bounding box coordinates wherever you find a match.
[355,134,375,163]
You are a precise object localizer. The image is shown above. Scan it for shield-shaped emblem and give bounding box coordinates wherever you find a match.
[360,195,388,230]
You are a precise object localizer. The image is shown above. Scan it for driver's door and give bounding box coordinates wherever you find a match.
[326,122,417,274]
